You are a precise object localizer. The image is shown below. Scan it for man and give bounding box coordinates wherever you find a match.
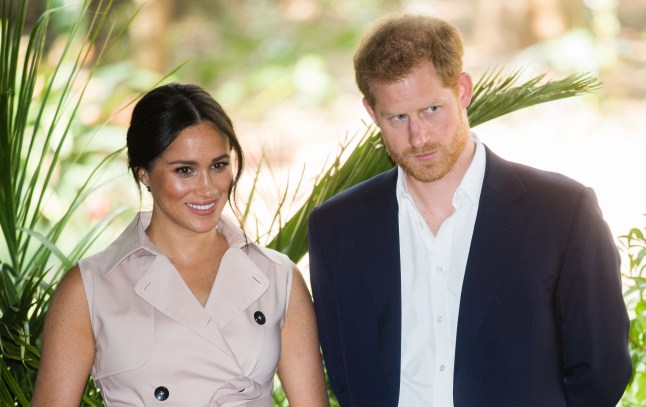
[307,14,631,407]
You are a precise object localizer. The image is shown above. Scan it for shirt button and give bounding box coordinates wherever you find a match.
[439,365,446,372]
[254,311,266,325]
[436,315,443,323]
[154,386,169,401]
[436,266,444,273]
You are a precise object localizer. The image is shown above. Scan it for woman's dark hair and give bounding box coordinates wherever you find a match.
[126,82,244,208]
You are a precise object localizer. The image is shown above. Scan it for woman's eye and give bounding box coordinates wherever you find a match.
[175,167,193,176]
[213,161,230,171]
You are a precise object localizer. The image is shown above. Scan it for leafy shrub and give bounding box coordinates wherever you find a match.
[619,217,646,406]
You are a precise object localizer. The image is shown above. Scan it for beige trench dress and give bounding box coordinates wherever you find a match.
[79,212,293,406]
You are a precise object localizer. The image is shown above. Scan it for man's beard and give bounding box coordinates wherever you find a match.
[386,114,470,183]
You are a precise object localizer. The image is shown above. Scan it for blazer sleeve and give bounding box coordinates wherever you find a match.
[308,207,350,406]
[558,187,631,406]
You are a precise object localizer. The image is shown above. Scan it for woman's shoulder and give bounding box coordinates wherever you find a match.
[78,212,153,276]
[248,243,291,267]
[243,244,294,295]
[218,215,293,273]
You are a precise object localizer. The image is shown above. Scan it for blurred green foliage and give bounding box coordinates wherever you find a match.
[101,0,401,119]
[619,219,646,406]
[0,1,128,404]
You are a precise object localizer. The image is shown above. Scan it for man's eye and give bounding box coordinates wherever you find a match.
[392,114,407,122]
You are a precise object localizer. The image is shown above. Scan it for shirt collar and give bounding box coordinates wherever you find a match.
[396,131,486,207]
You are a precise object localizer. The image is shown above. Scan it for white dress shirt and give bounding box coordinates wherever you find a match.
[397,133,486,406]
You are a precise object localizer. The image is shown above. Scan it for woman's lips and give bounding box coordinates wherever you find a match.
[186,200,218,215]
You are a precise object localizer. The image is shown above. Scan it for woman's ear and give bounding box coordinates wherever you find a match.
[137,167,150,187]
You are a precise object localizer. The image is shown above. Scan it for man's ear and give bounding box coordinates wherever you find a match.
[458,72,474,108]
[362,97,378,123]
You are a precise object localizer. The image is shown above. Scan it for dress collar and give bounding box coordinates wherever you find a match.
[99,211,280,276]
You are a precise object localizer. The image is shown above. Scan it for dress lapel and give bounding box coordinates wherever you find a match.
[206,247,269,329]
[132,216,270,366]
[134,255,236,360]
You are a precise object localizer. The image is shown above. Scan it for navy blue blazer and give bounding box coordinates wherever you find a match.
[308,147,631,407]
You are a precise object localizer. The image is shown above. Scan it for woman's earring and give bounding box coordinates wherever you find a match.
[145,185,151,192]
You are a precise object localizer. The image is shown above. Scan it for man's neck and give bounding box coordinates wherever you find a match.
[405,138,476,234]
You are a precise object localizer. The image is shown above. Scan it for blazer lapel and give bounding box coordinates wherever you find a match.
[357,168,402,403]
[455,148,527,373]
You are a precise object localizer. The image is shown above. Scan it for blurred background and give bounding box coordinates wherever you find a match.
[24,0,646,271]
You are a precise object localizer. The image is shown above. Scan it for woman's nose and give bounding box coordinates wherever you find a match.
[196,172,215,196]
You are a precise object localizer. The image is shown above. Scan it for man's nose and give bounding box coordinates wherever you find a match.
[408,116,430,148]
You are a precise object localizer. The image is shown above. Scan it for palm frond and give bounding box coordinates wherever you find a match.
[468,68,601,127]
[266,124,393,260]
[0,356,31,406]
[0,260,51,406]
[16,0,120,272]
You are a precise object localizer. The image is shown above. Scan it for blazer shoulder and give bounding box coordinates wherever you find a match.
[314,167,397,215]
[485,147,587,199]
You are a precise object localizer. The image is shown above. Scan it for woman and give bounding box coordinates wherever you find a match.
[32,83,330,406]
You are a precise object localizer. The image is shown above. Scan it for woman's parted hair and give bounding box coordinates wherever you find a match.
[126,82,244,202]
[354,14,465,108]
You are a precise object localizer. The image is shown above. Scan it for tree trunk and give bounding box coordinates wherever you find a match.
[129,0,174,73]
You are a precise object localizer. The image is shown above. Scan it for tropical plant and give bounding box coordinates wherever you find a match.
[0,0,133,404]
[619,216,646,406]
